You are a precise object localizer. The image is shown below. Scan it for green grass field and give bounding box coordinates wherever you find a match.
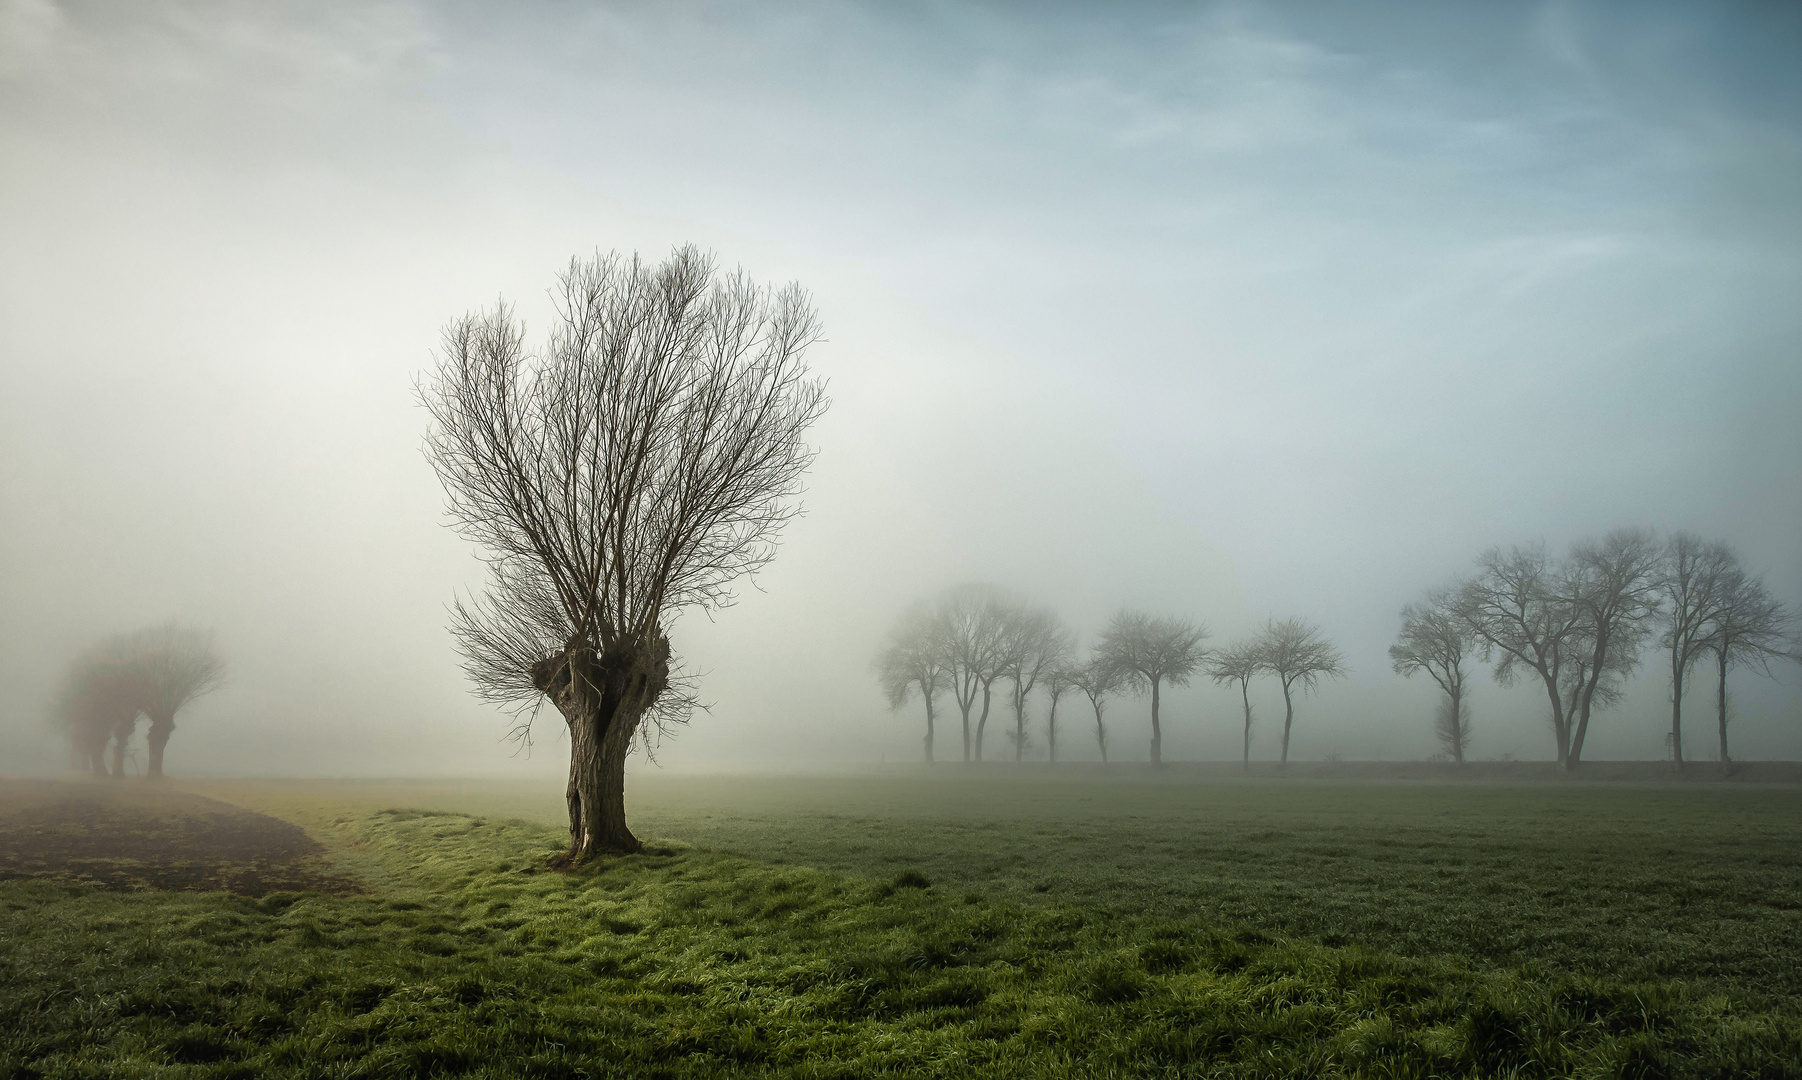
[4,772,1801,1077]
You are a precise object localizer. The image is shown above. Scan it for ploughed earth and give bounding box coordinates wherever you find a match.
[0,781,359,896]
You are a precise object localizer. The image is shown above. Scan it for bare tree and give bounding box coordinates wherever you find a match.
[1096,611,1209,764]
[999,604,1072,763]
[420,247,827,862]
[1706,569,1796,770]
[1389,590,1476,763]
[1561,528,1663,767]
[932,583,1013,762]
[55,643,148,778]
[875,601,944,764]
[1206,639,1262,771]
[121,622,225,779]
[1042,662,1077,764]
[1254,618,1345,764]
[1658,534,1739,770]
[1457,544,1586,765]
[1071,656,1124,763]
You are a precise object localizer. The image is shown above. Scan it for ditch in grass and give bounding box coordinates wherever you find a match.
[4,807,1799,1078]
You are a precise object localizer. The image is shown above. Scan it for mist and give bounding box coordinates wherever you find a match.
[3,0,1799,778]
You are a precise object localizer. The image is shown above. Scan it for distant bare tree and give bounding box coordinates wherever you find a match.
[1042,662,1077,764]
[1206,639,1262,771]
[1657,534,1739,769]
[1389,591,1475,763]
[420,246,827,862]
[875,602,945,764]
[935,584,1013,762]
[1457,545,1587,766]
[121,623,225,779]
[1097,611,1209,764]
[1561,528,1663,766]
[1706,570,1797,769]
[55,643,149,777]
[999,604,1072,763]
[1254,618,1345,764]
[1071,656,1124,763]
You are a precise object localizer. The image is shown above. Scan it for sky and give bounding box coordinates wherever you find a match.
[2,0,1800,777]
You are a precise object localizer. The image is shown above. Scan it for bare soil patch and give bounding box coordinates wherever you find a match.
[0,780,360,895]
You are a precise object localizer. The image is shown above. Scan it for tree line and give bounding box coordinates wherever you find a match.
[55,623,225,778]
[875,584,1345,767]
[1393,528,1796,770]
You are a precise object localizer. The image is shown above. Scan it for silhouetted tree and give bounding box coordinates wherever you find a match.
[1706,570,1796,770]
[56,643,149,777]
[1097,611,1209,764]
[933,583,1013,762]
[1206,639,1262,771]
[1253,618,1345,764]
[1457,544,1586,765]
[1658,534,1739,770]
[1071,656,1124,763]
[1389,590,1475,763]
[1042,662,1077,764]
[876,602,945,764]
[421,246,827,861]
[123,623,225,779]
[1562,528,1663,767]
[999,604,1072,762]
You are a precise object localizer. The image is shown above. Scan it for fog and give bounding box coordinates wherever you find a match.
[3,0,1799,777]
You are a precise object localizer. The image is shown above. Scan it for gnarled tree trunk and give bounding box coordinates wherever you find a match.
[533,633,670,864]
[146,712,175,779]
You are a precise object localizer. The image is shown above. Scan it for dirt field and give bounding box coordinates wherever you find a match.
[0,780,359,895]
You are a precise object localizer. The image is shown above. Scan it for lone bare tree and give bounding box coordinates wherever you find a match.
[1254,618,1345,764]
[999,604,1071,763]
[1560,528,1663,767]
[1097,611,1209,764]
[1071,656,1124,763]
[1205,639,1263,771]
[1457,544,1586,766]
[1389,591,1475,763]
[1658,534,1738,770]
[1706,569,1796,770]
[421,247,827,862]
[935,584,1012,762]
[124,623,225,779]
[876,601,945,764]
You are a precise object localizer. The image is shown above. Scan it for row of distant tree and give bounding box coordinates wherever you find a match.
[1393,528,1795,769]
[55,623,225,778]
[878,529,1796,769]
[875,584,1344,766]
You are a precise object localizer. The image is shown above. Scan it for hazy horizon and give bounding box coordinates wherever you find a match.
[4,0,1799,778]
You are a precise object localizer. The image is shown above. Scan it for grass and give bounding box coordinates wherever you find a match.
[3,775,1801,1077]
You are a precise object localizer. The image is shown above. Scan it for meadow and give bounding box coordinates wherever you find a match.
[3,771,1800,1077]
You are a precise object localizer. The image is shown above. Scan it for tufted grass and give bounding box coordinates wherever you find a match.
[4,798,1801,1078]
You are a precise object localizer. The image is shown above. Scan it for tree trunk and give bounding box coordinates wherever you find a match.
[1013,693,1026,763]
[1715,652,1731,775]
[1240,681,1253,772]
[958,698,973,762]
[533,634,669,865]
[1279,679,1295,764]
[1148,676,1162,765]
[146,712,174,779]
[1093,702,1107,763]
[1450,688,1464,765]
[1535,668,1570,766]
[1047,697,1059,763]
[923,697,935,765]
[1669,652,1685,771]
[975,683,993,762]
